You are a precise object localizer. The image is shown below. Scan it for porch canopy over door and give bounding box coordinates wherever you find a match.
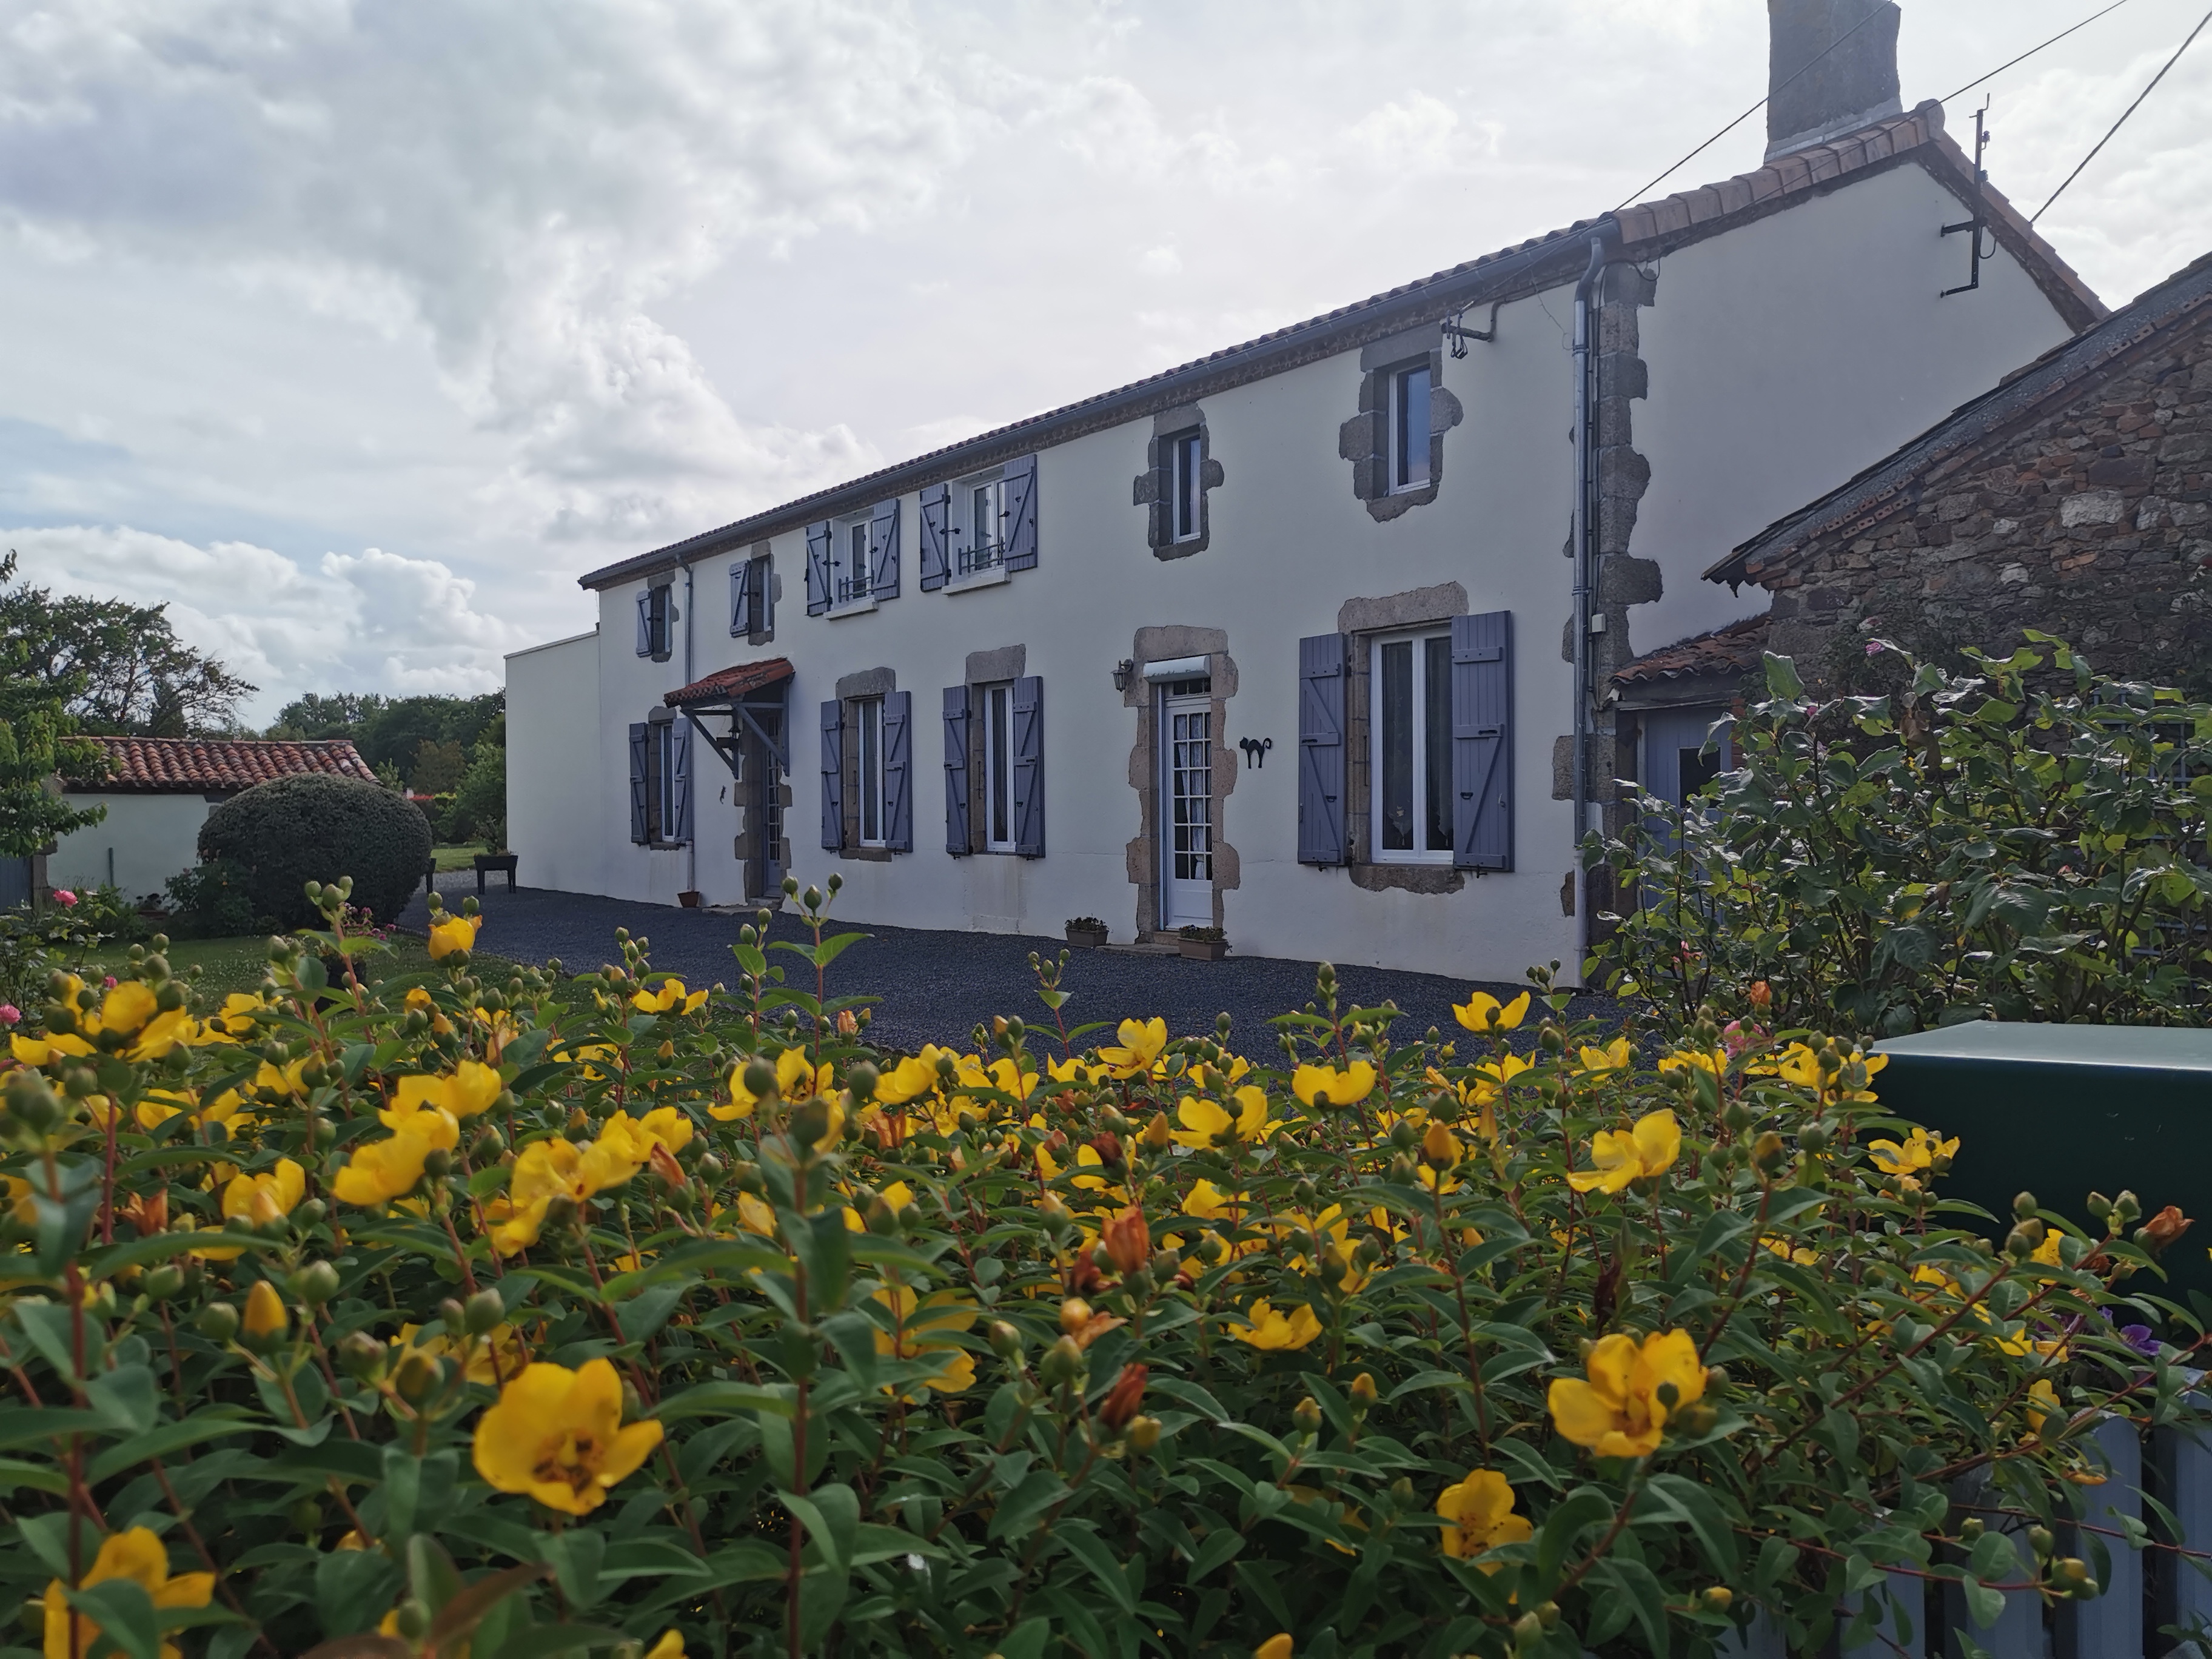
[664,655,795,896]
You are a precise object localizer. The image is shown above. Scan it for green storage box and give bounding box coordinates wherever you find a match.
[1871,1021,2212,1310]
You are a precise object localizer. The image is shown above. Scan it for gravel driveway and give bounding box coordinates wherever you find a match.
[397,877,1624,1056]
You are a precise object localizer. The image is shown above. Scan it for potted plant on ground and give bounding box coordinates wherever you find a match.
[1178,923,1227,960]
[1064,915,1108,948]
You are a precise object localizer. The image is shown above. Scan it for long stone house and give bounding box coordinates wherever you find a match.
[507,0,2102,981]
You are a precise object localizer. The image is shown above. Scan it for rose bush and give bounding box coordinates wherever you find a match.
[0,876,2205,1657]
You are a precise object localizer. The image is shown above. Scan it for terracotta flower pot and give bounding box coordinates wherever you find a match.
[679,890,703,909]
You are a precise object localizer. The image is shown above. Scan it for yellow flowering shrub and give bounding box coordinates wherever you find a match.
[0,876,2202,1657]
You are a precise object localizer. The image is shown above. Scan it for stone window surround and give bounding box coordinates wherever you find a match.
[1121,626,1241,938]
[831,666,896,862]
[735,541,778,648]
[1132,405,1227,560]
[960,646,1025,856]
[1339,326,1466,524]
[1336,583,1471,895]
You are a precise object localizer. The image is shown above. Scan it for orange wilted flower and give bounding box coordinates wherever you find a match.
[648,1143,686,1192]
[1102,1209,1150,1276]
[118,1188,169,1238]
[2140,1206,2193,1256]
[1100,1362,1148,1430]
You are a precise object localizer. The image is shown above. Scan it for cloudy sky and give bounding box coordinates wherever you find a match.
[3,0,2208,723]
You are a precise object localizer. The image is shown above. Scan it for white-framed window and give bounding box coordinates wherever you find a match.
[835,516,871,606]
[1390,361,1433,492]
[854,695,887,847]
[1370,630,1453,862]
[1170,431,1202,542]
[980,680,1014,851]
[960,475,1005,577]
[643,720,679,843]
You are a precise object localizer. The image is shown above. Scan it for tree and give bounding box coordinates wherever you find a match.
[409,738,468,794]
[270,691,390,739]
[0,552,256,734]
[0,553,107,857]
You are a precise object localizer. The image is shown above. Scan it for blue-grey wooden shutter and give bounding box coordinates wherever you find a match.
[635,591,653,655]
[869,500,900,601]
[919,484,951,590]
[1298,634,1349,865]
[1451,610,1513,871]
[805,522,832,616]
[729,560,753,636]
[819,700,843,850]
[1003,455,1039,572]
[942,686,971,854]
[1010,674,1044,856]
[883,689,913,852]
[628,723,650,842]
[671,719,694,843]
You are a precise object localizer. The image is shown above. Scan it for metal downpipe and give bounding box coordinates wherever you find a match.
[1569,233,1607,980]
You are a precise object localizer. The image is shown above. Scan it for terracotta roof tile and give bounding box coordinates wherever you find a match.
[666,657,794,708]
[68,737,377,793]
[1612,614,1771,687]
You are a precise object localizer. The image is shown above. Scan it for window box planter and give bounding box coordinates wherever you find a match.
[1065,917,1108,948]
[1178,926,1228,962]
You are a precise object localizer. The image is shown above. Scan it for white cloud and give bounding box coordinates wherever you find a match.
[3,523,528,715]
[1138,244,1182,276]
[0,0,987,552]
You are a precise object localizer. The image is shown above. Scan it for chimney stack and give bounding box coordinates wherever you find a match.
[1766,0,1903,159]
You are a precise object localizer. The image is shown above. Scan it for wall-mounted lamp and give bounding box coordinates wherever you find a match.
[1111,659,1135,692]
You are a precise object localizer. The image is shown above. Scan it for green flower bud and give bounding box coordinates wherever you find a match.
[292,1261,341,1307]
[2013,1191,2040,1222]
[196,1301,240,1343]
[464,1288,506,1334]
[338,1332,387,1379]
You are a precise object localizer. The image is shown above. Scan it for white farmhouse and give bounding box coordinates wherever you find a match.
[507,1,2102,981]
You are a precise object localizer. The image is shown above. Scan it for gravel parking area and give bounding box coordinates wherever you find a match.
[397,877,1626,1056]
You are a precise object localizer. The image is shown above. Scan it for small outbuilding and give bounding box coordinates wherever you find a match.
[46,737,378,905]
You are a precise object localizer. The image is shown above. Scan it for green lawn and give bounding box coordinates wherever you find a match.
[78,933,518,999]
[432,843,496,872]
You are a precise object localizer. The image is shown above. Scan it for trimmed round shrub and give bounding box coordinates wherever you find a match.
[197,773,431,928]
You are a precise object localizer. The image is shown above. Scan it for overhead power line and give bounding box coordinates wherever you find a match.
[1615,0,2140,216]
[2031,1,2212,223]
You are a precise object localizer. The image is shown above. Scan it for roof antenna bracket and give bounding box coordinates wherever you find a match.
[1941,100,1996,297]
[1441,298,1504,358]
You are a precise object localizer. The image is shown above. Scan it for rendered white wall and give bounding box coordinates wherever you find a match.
[49,794,212,903]
[1631,164,2080,655]
[511,156,2087,985]
[506,629,605,896]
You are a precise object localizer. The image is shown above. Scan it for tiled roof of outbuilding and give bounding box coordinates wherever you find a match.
[665,657,794,708]
[579,101,2102,593]
[1612,614,1771,687]
[66,737,377,793]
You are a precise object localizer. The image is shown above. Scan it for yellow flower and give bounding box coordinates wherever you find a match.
[1452,990,1529,1034]
[1547,1329,1706,1458]
[427,912,482,959]
[190,1158,307,1261]
[872,1284,978,1397]
[710,1047,831,1122]
[332,1104,458,1207]
[1255,1638,1293,1659]
[243,1279,288,1342]
[1184,1179,1241,1222]
[395,1059,504,1120]
[1658,1048,1729,1078]
[1228,1299,1322,1351]
[1770,1042,1887,1102]
[1435,1469,1532,1565]
[400,1319,532,1386]
[1291,1061,1375,1109]
[876,1044,960,1105]
[732,1192,777,1235]
[644,1634,685,1659]
[1763,1236,1819,1267]
[12,1030,92,1065]
[1097,1016,1168,1079]
[1868,1127,1957,1189]
[41,1526,213,1659]
[1576,1037,1632,1074]
[597,1107,695,1164]
[2026,1378,2060,1439]
[1566,1109,1681,1195]
[1173,1086,1278,1150]
[1046,1053,1110,1087]
[489,1135,642,1255]
[632,977,709,1015]
[471,1357,663,1515]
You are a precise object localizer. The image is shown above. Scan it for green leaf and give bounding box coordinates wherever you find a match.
[1960,1575,2007,1630]
[782,1206,853,1313]
[614,1281,690,1344]
[1186,1529,1243,1584]
[1055,1521,1138,1615]
[780,1481,860,1577]
[655,1379,797,1422]
[314,1547,400,1640]
[1533,1486,1617,1597]
[1764,651,1806,701]
[88,1412,255,1482]
[70,1578,161,1659]
[87,1365,161,1436]
[989,1470,1070,1541]
[539,1528,606,1610]
[13,1296,98,1381]
[1643,1473,1741,1580]
[993,1617,1055,1659]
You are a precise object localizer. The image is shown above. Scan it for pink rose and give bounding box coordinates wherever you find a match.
[0,1005,18,1027]
[53,889,78,907]
[102,976,117,990]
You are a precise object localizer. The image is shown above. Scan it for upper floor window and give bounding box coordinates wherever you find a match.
[837,517,872,606]
[854,695,887,847]
[635,581,672,660]
[1170,431,1202,542]
[1371,630,1453,862]
[961,477,1006,577]
[730,551,773,638]
[1391,362,1432,492]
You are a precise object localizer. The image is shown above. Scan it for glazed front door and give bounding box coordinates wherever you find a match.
[1161,688,1213,930]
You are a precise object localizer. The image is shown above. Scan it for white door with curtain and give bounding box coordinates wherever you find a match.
[1160,685,1213,929]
